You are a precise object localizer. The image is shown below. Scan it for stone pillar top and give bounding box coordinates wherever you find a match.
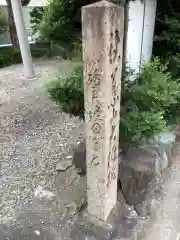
[82,0,122,8]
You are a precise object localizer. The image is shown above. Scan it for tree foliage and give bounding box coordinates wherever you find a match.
[6,0,31,48]
[30,7,45,37]
[153,0,180,78]
[0,8,8,33]
[37,0,82,48]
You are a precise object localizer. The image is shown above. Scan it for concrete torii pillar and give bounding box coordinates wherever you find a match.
[10,0,36,79]
[125,0,157,80]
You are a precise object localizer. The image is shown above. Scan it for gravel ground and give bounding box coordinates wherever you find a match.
[0,59,84,239]
[1,59,180,240]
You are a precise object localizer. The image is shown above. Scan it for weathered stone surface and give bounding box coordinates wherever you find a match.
[119,131,176,209]
[134,200,151,217]
[73,141,122,177]
[73,141,86,175]
[134,193,161,218]
[152,131,176,170]
[70,196,137,240]
[124,146,160,172]
[56,159,73,171]
[82,0,124,221]
[119,160,157,206]
[55,166,87,219]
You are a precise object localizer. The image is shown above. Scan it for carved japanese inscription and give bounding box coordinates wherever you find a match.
[82,0,124,221]
[107,28,121,188]
[86,51,104,168]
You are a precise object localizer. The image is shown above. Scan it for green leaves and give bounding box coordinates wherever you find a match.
[30,7,45,36]
[46,65,84,118]
[0,8,8,33]
[120,57,180,146]
[45,58,180,147]
[154,10,180,78]
[120,110,167,146]
[36,0,81,48]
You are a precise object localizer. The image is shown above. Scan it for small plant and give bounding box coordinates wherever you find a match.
[45,58,180,147]
[46,65,84,118]
[0,46,48,68]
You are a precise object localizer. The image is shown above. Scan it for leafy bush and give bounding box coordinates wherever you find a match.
[29,0,83,58]
[38,0,81,47]
[0,46,49,68]
[154,1,180,78]
[120,58,180,145]
[45,58,180,146]
[0,48,22,67]
[46,65,84,118]
[30,7,45,37]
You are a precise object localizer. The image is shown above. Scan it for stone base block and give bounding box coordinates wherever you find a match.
[119,131,176,214]
[70,193,138,240]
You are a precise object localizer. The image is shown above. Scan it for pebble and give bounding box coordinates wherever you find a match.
[34,185,56,200]
[56,159,73,171]
[66,155,73,160]
[34,230,41,236]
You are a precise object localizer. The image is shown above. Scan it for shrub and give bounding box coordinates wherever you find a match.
[0,46,49,68]
[46,65,84,118]
[38,0,81,47]
[154,9,180,78]
[45,58,180,147]
[120,58,180,145]
[29,0,83,58]
[0,48,21,67]
[30,7,45,37]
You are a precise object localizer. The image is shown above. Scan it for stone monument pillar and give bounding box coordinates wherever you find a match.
[82,0,124,221]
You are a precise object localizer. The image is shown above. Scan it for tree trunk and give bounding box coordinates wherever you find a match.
[6,0,19,48]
